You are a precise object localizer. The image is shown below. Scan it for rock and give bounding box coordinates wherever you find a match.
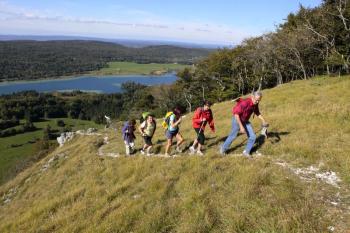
[103,136,109,144]
[76,128,101,136]
[105,153,120,158]
[86,128,97,134]
[3,198,11,204]
[76,130,85,135]
[41,153,68,172]
[2,187,17,204]
[57,132,75,147]
[275,161,341,188]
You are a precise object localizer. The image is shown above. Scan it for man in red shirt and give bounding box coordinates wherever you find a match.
[189,100,215,155]
[220,91,267,158]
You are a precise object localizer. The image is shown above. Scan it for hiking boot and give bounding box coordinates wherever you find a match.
[140,149,145,155]
[176,147,182,153]
[189,146,195,154]
[255,151,262,157]
[196,150,204,156]
[242,150,253,159]
[219,146,226,155]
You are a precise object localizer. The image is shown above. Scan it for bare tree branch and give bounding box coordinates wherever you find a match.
[336,0,350,31]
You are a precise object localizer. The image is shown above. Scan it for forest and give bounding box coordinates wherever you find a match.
[0,41,210,81]
[0,83,165,126]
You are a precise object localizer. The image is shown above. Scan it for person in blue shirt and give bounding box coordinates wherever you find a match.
[164,107,184,156]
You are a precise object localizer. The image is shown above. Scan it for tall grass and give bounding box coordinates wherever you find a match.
[0,76,349,232]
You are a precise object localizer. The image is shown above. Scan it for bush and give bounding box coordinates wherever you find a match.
[0,119,20,130]
[22,121,36,132]
[56,119,65,127]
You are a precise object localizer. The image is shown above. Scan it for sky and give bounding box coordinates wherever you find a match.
[0,0,323,45]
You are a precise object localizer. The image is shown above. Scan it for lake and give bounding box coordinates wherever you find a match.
[0,73,178,95]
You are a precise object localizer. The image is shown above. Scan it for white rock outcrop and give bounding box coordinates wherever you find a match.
[57,132,75,147]
[57,128,102,147]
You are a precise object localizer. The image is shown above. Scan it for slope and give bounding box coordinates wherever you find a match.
[0,76,349,232]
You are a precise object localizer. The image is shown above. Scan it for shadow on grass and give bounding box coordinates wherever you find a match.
[1,127,42,138]
[34,118,49,123]
[156,139,166,144]
[251,131,290,153]
[204,131,290,154]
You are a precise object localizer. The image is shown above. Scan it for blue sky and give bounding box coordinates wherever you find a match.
[0,0,322,45]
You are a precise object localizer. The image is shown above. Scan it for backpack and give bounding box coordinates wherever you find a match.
[122,121,129,135]
[140,112,151,123]
[140,112,157,136]
[162,111,174,129]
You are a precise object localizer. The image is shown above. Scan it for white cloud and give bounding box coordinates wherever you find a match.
[0,1,253,45]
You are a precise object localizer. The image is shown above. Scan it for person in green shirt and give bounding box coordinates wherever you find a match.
[139,114,156,156]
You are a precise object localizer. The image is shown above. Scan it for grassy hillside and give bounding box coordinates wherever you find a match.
[0,118,103,185]
[89,61,190,75]
[0,76,349,232]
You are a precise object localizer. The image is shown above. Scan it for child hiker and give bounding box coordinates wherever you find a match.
[122,119,136,156]
[164,107,185,156]
[139,113,156,156]
[189,100,215,155]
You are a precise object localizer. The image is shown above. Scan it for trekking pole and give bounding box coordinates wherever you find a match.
[196,120,206,141]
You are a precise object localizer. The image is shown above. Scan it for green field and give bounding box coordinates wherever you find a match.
[0,118,103,185]
[90,61,190,75]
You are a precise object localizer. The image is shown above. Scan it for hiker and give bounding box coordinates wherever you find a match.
[164,107,185,156]
[104,115,111,129]
[189,100,215,155]
[139,113,156,156]
[122,119,136,156]
[220,91,268,158]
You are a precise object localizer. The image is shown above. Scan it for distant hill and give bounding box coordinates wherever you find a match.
[0,35,224,49]
[0,76,349,232]
[0,40,211,81]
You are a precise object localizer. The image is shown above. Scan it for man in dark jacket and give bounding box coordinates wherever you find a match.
[220,91,267,158]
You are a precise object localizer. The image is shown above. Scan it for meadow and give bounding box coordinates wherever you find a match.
[0,76,349,232]
[0,118,103,185]
[89,61,190,75]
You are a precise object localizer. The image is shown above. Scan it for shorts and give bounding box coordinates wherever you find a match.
[143,136,153,146]
[165,129,179,140]
[194,128,205,145]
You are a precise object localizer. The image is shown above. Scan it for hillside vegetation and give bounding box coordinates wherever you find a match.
[0,76,349,232]
[0,118,103,185]
[0,41,210,81]
[175,0,350,109]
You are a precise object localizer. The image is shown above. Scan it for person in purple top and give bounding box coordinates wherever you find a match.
[122,119,136,156]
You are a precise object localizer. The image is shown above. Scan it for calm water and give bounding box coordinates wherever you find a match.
[0,74,178,95]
